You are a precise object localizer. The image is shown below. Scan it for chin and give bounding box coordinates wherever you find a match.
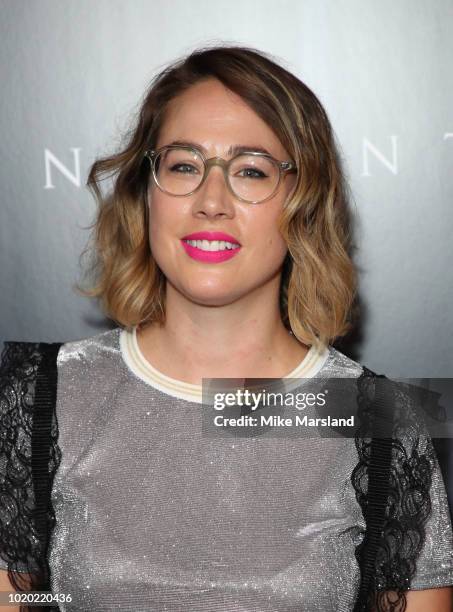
[179,282,243,307]
[186,291,240,307]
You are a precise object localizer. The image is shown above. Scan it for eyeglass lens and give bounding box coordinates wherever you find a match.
[153,147,280,202]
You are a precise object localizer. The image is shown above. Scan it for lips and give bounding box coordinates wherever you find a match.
[180,231,242,264]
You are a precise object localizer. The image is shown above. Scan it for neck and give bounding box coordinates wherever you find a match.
[136,280,310,385]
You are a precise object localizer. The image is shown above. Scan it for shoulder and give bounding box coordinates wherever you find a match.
[55,327,123,377]
[0,341,44,414]
[0,327,123,394]
[0,340,43,375]
[322,345,367,378]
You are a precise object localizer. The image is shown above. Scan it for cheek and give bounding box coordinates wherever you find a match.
[256,211,287,258]
[148,190,175,236]
[148,197,173,258]
[265,234,288,259]
[148,209,161,250]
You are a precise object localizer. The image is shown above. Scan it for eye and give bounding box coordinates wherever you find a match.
[169,163,200,174]
[236,167,268,179]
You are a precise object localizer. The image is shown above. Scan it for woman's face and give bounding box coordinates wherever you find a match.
[148,78,296,307]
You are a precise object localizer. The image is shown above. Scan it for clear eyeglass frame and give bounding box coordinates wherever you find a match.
[144,145,297,204]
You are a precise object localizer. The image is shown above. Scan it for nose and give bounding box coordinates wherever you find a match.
[192,162,235,219]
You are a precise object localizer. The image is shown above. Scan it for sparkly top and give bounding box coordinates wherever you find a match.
[1,326,453,612]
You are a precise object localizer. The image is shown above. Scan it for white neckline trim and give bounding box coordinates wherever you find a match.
[120,325,330,403]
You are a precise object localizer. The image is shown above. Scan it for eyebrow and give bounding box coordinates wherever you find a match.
[166,140,273,157]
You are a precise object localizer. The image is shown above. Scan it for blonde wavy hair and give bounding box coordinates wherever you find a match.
[77,45,357,349]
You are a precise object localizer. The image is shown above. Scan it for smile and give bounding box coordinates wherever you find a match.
[181,239,241,263]
[184,239,239,251]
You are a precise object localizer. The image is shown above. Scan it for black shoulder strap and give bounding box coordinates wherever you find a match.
[31,342,63,595]
[353,373,394,612]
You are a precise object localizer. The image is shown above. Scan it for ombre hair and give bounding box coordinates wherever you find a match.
[77,45,357,349]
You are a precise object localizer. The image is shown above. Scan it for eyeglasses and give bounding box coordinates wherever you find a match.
[144,145,297,204]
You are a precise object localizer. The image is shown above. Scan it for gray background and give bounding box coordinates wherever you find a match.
[0,0,452,378]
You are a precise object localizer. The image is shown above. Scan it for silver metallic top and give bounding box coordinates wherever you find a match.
[1,326,453,611]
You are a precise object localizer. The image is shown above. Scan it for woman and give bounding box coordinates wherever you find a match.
[1,46,452,612]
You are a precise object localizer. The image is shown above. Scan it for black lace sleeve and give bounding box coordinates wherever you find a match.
[0,341,62,612]
[351,367,445,612]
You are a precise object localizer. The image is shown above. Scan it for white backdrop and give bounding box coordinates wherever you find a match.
[0,0,452,378]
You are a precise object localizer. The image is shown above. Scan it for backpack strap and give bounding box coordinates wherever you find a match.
[31,342,63,600]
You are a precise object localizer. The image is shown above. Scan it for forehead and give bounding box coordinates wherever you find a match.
[156,78,289,158]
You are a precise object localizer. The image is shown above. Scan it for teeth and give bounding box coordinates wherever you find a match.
[184,239,240,252]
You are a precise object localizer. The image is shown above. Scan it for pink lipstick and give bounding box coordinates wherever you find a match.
[181,231,241,263]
